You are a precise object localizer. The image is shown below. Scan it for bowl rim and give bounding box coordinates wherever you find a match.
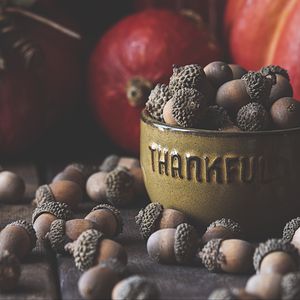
[141,109,300,137]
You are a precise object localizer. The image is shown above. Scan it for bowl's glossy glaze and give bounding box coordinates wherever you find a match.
[140,110,300,239]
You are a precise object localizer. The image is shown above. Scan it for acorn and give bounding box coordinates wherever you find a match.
[99,155,140,172]
[135,202,188,240]
[245,273,282,300]
[34,180,82,209]
[163,88,207,128]
[79,259,125,300]
[145,83,172,122]
[260,65,293,107]
[84,204,123,237]
[201,105,233,130]
[32,201,73,239]
[46,218,99,253]
[229,64,247,80]
[86,166,135,207]
[147,223,198,265]
[237,102,270,131]
[65,229,127,271]
[0,170,25,204]
[208,288,260,300]
[270,97,300,129]
[112,275,160,300]
[253,239,299,275]
[199,239,254,274]
[0,220,36,260]
[169,64,206,93]
[201,218,242,245]
[281,272,300,300]
[0,250,21,292]
[283,217,300,250]
[204,61,233,88]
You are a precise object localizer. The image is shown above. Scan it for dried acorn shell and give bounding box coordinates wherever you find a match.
[283,217,300,242]
[253,239,299,275]
[201,218,242,244]
[85,204,123,237]
[0,220,36,260]
[99,155,140,172]
[0,250,21,292]
[65,229,127,271]
[281,272,300,300]
[112,275,160,300]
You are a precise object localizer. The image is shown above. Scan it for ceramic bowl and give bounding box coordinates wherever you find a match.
[140,110,300,238]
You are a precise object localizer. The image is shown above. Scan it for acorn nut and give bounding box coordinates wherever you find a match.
[32,201,73,239]
[229,64,247,80]
[204,61,233,88]
[85,204,123,237]
[135,202,188,240]
[0,171,25,204]
[253,238,299,275]
[283,217,300,250]
[79,259,125,300]
[199,239,254,274]
[112,275,160,300]
[201,218,242,245]
[65,229,127,271]
[208,288,260,300]
[147,223,198,265]
[281,272,300,300]
[201,105,233,130]
[0,250,21,292]
[0,220,36,260]
[34,180,82,209]
[99,155,140,172]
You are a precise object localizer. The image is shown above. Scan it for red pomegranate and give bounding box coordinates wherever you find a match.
[225,0,300,99]
[88,9,221,155]
[0,1,82,154]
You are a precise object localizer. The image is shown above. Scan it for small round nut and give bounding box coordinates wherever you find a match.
[229,64,247,80]
[204,61,233,88]
[0,171,25,204]
[86,171,107,202]
[112,275,160,300]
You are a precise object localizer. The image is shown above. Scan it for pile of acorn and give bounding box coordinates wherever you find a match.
[0,158,159,300]
[146,62,300,131]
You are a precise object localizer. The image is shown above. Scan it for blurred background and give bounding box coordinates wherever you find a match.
[1,0,299,163]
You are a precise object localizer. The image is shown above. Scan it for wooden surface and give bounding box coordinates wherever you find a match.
[0,163,252,300]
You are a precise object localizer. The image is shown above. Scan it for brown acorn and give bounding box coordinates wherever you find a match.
[34,180,82,209]
[147,223,198,265]
[32,201,73,239]
[99,155,140,172]
[229,64,247,80]
[201,218,242,245]
[78,259,125,300]
[283,217,300,250]
[204,61,233,88]
[253,239,299,275]
[245,273,282,300]
[0,250,21,292]
[200,239,254,274]
[208,288,260,300]
[84,204,123,237]
[46,218,99,253]
[0,220,36,260]
[135,202,188,240]
[112,275,160,300]
[281,272,300,300]
[65,229,127,271]
[0,171,25,204]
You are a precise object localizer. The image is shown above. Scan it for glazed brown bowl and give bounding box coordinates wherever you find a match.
[140,110,300,239]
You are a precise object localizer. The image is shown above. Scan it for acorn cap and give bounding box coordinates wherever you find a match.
[174,223,198,263]
[199,238,223,272]
[35,184,55,205]
[32,201,73,224]
[241,71,273,103]
[10,219,36,247]
[260,65,290,81]
[169,64,206,93]
[46,219,67,253]
[0,250,21,291]
[171,88,207,128]
[146,83,171,122]
[99,155,120,172]
[208,288,235,300]
[282,218,300,242]
[281,272,300,300]
[207,218,242,234]
[105,166,134,206]
[253,238,299,272]
[202,105,232,130]
[91,204,123,235]
[65,229,104,271]
[113,275,159,300]
[237,102,270,131]
[135,202,164,240]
